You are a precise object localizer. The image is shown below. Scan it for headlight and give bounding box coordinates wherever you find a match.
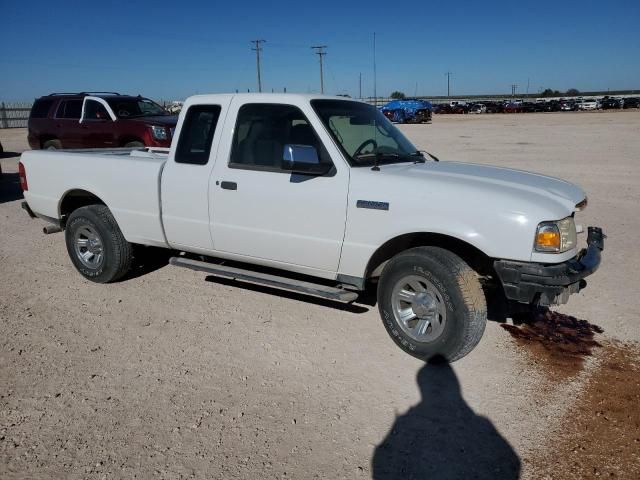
[534,217,577,253]
[150,125,167,140]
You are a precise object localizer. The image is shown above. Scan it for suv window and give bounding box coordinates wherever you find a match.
[56,100,83,119]
[84,100,110,120]
[229,103,332,171]
[175,105,221,165]
[30,99,54,118]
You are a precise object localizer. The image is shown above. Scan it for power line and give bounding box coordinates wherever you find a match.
[311,46,327,94]
[251,39,266,92]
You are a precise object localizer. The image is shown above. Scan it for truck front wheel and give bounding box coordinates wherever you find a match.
[64,205,133,283]
[377,247,487,363]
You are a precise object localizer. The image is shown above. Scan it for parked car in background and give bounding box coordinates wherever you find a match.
[432,104,453,114]
[601,97,622,110]
[166,101,184,114]
[541,100,562,112]
[484,102,504,113]
[28,92,178,150]
[522,102,545,113]
[578,99,600,110]
[469,103,487,114]
[450,103,470,114]
[380,99,432,123]
[622,97,640,109]
[504,102,524,113]
[449,100,467,108]
[560,100,578,111]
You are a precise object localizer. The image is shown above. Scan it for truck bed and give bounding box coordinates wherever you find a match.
[20,148,170,247]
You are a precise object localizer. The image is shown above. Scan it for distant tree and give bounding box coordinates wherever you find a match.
[566,88,580,96]
[540,88,562,97]
[390,91,406,99]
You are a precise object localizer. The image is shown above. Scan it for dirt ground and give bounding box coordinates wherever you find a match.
[1,111,639,479]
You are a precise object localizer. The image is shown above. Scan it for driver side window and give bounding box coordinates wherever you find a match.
[229,103,332,171]
[84,100,110,120]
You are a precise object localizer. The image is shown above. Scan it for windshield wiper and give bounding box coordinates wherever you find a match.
[411,150,440,162]
[354,152,415,171]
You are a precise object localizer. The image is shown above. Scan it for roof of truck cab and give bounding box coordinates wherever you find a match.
[185,93,365,104]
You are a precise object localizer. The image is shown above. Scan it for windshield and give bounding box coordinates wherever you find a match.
[105,98,167,118]
[311,99,419,167]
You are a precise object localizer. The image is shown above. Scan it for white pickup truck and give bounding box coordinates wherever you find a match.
[19,94,604,362]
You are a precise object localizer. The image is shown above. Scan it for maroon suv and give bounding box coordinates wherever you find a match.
[28,92,178,150]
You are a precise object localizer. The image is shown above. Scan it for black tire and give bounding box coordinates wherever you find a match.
[64,205,133,283]
[124,141,144,148]
[43,139,62,150]
[377,247,487,363]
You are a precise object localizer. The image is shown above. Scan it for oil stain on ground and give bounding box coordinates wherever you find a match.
[501,309,603,378]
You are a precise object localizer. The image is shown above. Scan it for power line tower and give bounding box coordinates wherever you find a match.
[311,45,327,94]
[445,71,453,97]
[251,39,266,92]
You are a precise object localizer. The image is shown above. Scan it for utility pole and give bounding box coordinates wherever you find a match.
[445,72,452,97]
[251,39,266,92]
[511,84,518,97]
[311,45,327,94]
[359,72,362,99]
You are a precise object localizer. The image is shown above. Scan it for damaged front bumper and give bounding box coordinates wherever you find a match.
[494,227,605,306]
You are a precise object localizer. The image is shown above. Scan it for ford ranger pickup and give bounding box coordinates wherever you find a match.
[19,93,605,362]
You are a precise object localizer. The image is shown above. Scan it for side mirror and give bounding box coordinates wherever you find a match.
[282,144,331,175]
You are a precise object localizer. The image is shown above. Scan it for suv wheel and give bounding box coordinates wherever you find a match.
[377,247,487,363]
[43,139,62,150]
[65,205,133,283]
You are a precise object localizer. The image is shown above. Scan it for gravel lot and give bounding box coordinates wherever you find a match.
[1,111,639,479]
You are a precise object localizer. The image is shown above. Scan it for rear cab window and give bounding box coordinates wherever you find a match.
[175,105,222,165]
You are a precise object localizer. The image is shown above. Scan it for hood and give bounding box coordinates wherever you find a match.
[378,160,585,210]
[347,160,588,263]
[127,115,178,126]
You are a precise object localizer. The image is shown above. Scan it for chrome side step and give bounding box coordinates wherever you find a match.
[169,257,359,302]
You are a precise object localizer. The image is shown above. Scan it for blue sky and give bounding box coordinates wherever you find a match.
[1,0,638,101]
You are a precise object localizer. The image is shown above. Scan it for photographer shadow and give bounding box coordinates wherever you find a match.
[372,360,521,480]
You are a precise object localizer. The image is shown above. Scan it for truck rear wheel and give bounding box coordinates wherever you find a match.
[64,205,133,283]
[377,247,487,363]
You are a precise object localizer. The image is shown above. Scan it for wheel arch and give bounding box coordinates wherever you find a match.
[364,232,494,280]
[118,134,145,147]
[58,189,106,228]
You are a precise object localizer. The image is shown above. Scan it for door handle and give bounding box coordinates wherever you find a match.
[220,181,237,191]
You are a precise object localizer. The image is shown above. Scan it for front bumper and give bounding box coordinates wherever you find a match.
[494,226,605,306]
